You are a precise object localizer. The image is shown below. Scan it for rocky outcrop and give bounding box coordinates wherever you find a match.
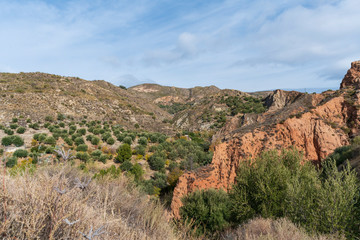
[264,90,303,111]
[171,61,360,218]
[340,61,360,89]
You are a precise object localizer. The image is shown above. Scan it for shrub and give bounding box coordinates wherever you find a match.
[45,146,54,154]
[76,152,90,162]
[6,156,18,168]
[138,137,148,146]
[64,137,73,146]
[34,133,47,142]
[134,145,146,156]
[130,163,143,181]
[4,128,14,135]
[115,144,132,163]
[74,137,85,146]
[10,123,18,129]
[120,161,133,172]
[91,149,102,158]
[16,127,26,134]
[98,154,108,164]
[44,136,56,145]
[57,113,65,121]
[45,115,54,122]
[2,136,13,146]
[148,155,165,171]
[106,137,115,145]
[13,149,28,158]
[167,167,183,187]
[77,128,86,136]
[229,149,360,238]
[12,118,18,123]
[76,144,88,152]
[11,136,24,147]
[123,136,132,145]
[29,123,40,130]
[91,136,100,145]
[180,189,231,235]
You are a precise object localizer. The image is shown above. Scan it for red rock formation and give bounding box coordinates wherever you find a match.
[171,61,360,219]
[341,61,360,89]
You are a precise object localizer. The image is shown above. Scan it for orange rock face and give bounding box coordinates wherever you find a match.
[341,61,360,89]
[171,61,360,219]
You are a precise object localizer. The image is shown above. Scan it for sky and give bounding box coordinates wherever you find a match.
[0,0,359,92]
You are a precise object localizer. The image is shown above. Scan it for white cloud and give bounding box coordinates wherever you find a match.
[0,0,359,91]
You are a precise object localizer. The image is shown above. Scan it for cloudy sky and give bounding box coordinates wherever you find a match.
[0,0,359,92]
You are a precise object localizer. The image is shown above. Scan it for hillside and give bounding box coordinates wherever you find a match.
[0,73,271,133]
[171,61,360,218]
[0,72,173,133]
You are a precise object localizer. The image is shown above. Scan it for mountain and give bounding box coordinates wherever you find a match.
[171,61,360,218]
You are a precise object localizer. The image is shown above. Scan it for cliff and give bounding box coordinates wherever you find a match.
[171,61,360,218]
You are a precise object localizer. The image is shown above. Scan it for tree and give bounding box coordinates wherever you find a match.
[180,189,231,235]
[115,144,132,163]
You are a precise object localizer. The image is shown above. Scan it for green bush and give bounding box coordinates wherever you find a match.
[91,136,100,145]
[13,149,28,158]
[2,136,13,146]
[115,144,132,163]
[130,163,143,181]
[120,160,133,172]
[11,136,24,147]
[123,136,132,145]
[6,156,18,168]
[44,136,56,145]
[4,128,14,135]
[148,155,165,171]
[106,137,115,145]
[10,123,18,129]
[76,144,88,152]
[91,149,102,158]
[74,137,85,146]
[29,123,40,130]
[134,145,146,156]
[64,137,73,146]
[45,116,54,122]
[98,154,108,164]
[45,146,54,154]
[180,189,231,235]
[77,128,86,136]
[229,149,360,238]
[76,152,90,162]
[138,137,148,146]
[16,127,26,134]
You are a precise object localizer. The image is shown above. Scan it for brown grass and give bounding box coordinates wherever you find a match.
[0,164,182,239]
[224,218,345,240]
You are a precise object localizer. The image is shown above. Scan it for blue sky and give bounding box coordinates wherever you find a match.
[0,0,359,92]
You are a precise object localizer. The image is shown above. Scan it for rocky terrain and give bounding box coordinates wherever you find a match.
[171,61,360,218]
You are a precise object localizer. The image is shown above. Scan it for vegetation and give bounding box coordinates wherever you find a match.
[0,165,180,239]
[180,148,360,238]
[221,95,266,115]
[180,189,231,235]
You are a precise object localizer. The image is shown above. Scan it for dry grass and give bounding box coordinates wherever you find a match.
[223,218,345,240]
[0,164,182,240]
